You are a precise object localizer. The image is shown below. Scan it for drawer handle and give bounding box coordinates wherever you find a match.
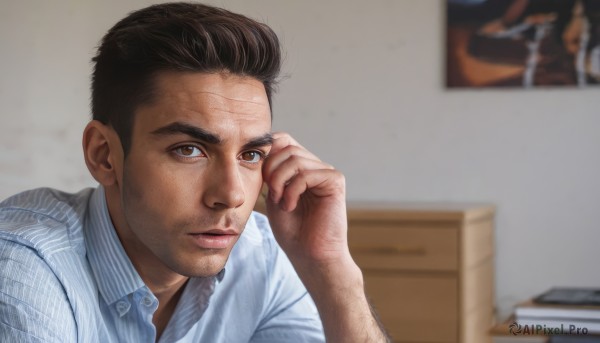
[350,246,426,255]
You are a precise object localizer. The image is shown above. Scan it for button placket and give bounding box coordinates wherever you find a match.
[141,296,153,307]
[115,300,131,317]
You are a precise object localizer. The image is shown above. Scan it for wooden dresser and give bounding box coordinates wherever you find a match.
[347,202,495,343]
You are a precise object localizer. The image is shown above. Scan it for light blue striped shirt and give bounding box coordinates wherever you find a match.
[0,186,324,342]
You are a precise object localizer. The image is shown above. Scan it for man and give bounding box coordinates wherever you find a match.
[0,2,389,342]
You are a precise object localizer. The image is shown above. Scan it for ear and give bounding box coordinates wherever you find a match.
[82,120,123,186]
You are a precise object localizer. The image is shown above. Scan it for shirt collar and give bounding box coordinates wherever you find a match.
[84,186,145,305]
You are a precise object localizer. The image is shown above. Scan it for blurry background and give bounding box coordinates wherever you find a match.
[1,0,599,320]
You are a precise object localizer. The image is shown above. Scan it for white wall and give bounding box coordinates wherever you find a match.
[1,0,599,320]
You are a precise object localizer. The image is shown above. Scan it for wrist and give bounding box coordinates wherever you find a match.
[294,257,390,343]
[294,254,364,303]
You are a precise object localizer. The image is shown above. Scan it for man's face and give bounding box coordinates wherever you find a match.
[115,72,272,278]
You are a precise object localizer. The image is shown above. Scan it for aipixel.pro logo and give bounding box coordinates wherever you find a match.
[508,321,589,336]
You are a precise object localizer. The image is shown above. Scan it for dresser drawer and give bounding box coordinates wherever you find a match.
[365,273,458,342]
[348,223,458,272]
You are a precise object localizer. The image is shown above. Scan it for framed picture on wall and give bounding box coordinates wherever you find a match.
[446,0,600,88]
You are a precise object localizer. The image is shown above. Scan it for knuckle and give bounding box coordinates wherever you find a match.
[295,169,308,180]
[282,144,301,155]
[288,154,303,164]
[333,170,346,187]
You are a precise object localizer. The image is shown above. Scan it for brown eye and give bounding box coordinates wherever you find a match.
[240,151,263,163]
[174,146,203,158]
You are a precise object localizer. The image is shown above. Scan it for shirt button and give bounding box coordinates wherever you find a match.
[116,300,131,317]
[142,296,154,307]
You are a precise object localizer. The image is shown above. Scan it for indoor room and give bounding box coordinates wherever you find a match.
[1,1,598,342]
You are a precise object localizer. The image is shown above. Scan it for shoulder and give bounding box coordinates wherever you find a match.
[0,187,93,254]
[0,239,77,342]
[0,188,103,342]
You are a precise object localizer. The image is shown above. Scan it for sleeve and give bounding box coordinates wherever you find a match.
[0,239,77,343]
[249,229,325,343]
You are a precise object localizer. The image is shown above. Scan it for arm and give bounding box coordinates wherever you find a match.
[262,133,390,343]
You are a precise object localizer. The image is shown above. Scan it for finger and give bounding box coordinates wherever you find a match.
[265,155,334,203]
[263,145,323,181]
[269,132,311,156]
[271,131,302,147]
[278,169,345,212]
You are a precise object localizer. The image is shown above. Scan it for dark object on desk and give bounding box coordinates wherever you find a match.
[535,288,600,306]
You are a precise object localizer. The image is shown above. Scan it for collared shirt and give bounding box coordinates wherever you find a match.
[0,186,324,342]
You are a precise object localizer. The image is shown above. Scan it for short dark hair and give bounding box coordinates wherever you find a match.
[91,2,281,155]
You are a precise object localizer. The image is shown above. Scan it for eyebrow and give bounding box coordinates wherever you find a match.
[151,122,221,144]
[151,121,273,149]
[242,133,273,151]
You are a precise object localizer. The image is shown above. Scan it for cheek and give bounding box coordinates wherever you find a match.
[121,160,185,228]
[242,168,264,203]
[121,164,152,225]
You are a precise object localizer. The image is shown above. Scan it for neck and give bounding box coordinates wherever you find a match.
[152,277,188,340]
[123,240,189,340]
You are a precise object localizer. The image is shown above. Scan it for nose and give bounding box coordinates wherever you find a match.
[202,159,245,210]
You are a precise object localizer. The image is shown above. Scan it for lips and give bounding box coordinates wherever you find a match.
[201,228,239,235]
[188,229,239,249]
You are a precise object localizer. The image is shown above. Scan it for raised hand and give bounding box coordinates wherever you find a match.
[262,132,390,343]
[262,132,350,268]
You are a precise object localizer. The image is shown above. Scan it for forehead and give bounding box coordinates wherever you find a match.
[135,71,271,133]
